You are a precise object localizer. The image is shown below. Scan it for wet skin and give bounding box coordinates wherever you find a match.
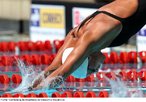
[32,0,138,89]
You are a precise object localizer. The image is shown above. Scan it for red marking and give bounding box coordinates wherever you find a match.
[61,91,73,97]
[98,91,109,97]
[73,91,84,98]
[52,92,61,98]
[86,91,96,97]
[11,74,22,84]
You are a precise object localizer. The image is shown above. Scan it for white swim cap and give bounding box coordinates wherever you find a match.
[62,47,88,78]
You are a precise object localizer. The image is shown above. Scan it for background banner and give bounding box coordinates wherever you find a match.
[30,4,66,42]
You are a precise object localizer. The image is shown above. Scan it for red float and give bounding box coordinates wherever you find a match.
[86,91,96,97]
[13,93,24,98]
[65,75,75,82]
[119,70,127,81]
[38,92,48,98]
[127,69,138,81]
[110,52,119,64]
[119,52,128,64]
[139,51,146,63]
[61,91,73,97]
[96,72,106,81]
[11,74,22,84]
[26,93,37,97]
[85,74,95,82]
[51,92,61,98]
[1,93,12,98]
[98,91,109,97]
[138,70,146,81]
[103,53,110,64]
[128,51,137,63]
[73,91,84,98]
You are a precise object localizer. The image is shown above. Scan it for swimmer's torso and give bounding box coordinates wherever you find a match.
[109,0,146,46]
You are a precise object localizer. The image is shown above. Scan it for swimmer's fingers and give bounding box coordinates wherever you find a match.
[32,82,44,90]
[32,72,45,88]
[33,76,64,90]
[32,79,49,90]
[32,77,42,88]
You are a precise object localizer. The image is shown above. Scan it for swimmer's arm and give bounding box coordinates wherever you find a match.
[45,19,121,80]
[33,27,99,89]
[44,28,77,75]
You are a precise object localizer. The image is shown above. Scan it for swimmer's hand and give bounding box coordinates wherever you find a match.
[30,74,64,90]
[30,71,48,90]
[31,77,42,89]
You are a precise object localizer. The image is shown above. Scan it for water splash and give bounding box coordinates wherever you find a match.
[104,75,144,97]
[7,58,64,94]
[8,59,44,93]
[7,57,144,97]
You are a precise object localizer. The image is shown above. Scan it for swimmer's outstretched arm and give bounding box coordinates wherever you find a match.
[43,28,78,76]
[31,28,79,88]
[33,0,138,89]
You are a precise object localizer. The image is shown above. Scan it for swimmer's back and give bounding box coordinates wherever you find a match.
[109,0,146,46]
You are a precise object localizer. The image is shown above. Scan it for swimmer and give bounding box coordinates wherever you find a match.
[31,0,146,90]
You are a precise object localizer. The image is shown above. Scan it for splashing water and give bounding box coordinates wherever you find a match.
[7,57,144,97]
[106,77,128,97]
[7,59,43,93]
[104,75,144,97]
[7,59,64,94]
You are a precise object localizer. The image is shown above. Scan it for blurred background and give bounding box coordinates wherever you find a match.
[0,0,145,52]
